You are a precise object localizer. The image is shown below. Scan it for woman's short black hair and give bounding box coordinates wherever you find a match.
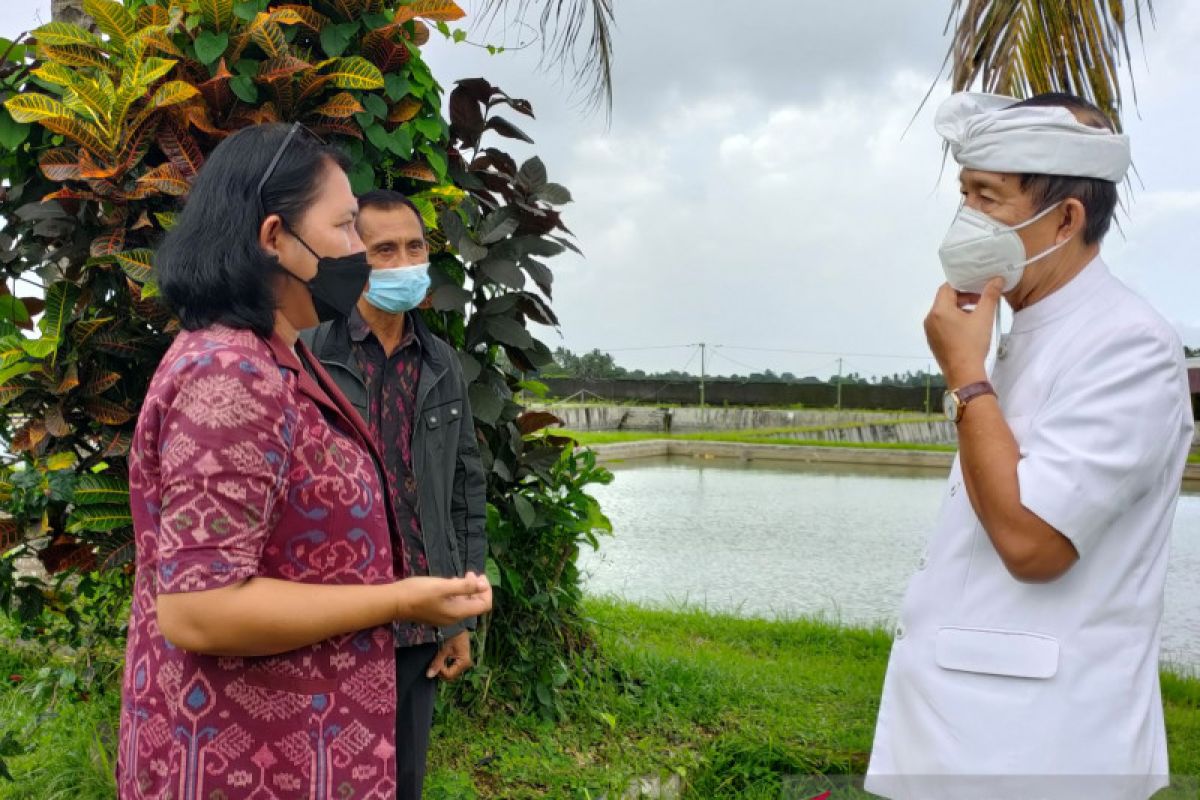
[156,123,351,337]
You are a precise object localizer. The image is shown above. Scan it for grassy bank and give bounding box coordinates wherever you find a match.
[560,428,959,453]
[3,600,1200,798]
[560,428,1200,465]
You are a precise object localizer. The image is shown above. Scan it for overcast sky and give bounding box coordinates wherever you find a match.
[4,1,1198,381]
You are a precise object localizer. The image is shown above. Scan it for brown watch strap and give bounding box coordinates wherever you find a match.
[955,381,996,408]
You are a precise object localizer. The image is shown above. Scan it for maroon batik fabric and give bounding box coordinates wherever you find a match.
[118,325,407,800]
[349,312,434,646]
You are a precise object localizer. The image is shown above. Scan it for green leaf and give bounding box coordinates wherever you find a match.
[518,156,547,191]
[467,382,503,424]
[194,30,229,65]
[362,12,391,30]
[73,475,130,506]
[419,143,447,180]
[40,282,81,343]
[485,316,533,349]
[452,28,467,43]
[232,0,264,21]
[319,22,358,58]
[484,557,502,587]
[114,249,154,284]
[362,93,387,119]
[0,108,30,151]
[513,495,536,528]
[413,116,442,141]
[229,74,258,104]
[347,160,375,195]
[384,74,410,101]
[387,126,413,158]
[19,338,59,359]
[475,207,519,244]
[435,21,451,37]
[534,183,572,205]
[363,121,389,151]
[66,504,132,533]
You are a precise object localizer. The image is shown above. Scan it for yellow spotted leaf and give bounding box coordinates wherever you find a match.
[197,0,234,32]
[312,91,364,119]
[273,4,330,30]
[394,0,465,24]
[37,42,109,69]
[387,96,422,124]
[32,21,103,49]
[4,93,72,123]
[395,161,436,182]
[83,397,134,426]
[82,0,136,47]
[322,57,384,90]
[114,249,154,283]
[39,148,82,182]
[136,162,189,196]
[137,5,169,27]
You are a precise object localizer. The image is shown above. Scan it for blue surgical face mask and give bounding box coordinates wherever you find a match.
[363,263,431,314]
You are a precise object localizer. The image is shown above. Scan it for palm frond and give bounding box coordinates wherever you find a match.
[472,0,614,117]
[942,0,1154,130]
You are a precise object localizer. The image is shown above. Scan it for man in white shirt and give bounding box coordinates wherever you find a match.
[865,92,1194,800]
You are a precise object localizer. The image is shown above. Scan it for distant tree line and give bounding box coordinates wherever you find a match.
[541,347,948,388]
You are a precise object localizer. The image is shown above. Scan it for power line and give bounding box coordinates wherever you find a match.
[718,345,931,361]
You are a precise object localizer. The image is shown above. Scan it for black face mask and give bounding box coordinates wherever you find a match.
[285,227,370,322]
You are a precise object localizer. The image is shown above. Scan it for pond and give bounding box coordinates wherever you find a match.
[579,456,1200,669]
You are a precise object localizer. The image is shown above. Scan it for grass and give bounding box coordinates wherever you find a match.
[559,428,960,453]
[4,600,1199,799]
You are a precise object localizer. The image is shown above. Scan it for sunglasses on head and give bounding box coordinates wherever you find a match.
[255,121,327,220]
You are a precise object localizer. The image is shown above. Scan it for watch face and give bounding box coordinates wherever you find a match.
[942,391,958,421]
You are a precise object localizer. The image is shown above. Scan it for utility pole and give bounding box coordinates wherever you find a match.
[699,342,707,410]
[835,357,843,411]
[924,362,932,415]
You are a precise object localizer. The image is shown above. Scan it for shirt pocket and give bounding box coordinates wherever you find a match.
[935,626,1060,679]
[423,400,464,432]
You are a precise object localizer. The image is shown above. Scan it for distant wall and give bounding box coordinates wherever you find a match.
[540,377,934,412]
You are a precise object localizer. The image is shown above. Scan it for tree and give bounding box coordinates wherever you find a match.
[942,0,1153,128]
[0,0,610,722]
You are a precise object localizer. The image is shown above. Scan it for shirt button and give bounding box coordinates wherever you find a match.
[918,555,928,570]
[894,624,906,640]
[430,416,438,425]
[451,408,458,416]
[949,483,958,497]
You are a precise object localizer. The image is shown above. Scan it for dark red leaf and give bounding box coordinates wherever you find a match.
[516,410,562,435]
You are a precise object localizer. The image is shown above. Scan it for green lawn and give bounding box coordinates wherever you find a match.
[3,600,1199,799]
[558,428,960,453]
[560,428,1200,465]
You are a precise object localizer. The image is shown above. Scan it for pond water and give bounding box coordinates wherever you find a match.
[579,456,1200,669]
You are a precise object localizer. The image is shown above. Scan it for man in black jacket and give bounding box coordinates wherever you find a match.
[300,189,487,799]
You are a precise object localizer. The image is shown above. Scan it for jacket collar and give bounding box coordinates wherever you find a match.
[262,328,384,464]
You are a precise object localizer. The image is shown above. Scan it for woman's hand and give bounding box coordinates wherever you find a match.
[394,572,492,627]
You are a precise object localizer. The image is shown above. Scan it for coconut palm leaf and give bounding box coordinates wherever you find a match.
[473,0,614,116]
[942,0,1153,129]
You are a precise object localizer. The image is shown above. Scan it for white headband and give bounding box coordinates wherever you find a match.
[934,92,1131,182]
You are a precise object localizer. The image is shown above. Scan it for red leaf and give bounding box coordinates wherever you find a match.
[157,120,205,179]
[0,518,22,555]
[39,535,98,574]
[516,410,562,435]
[39,147,82,181]
[90,228,127,257]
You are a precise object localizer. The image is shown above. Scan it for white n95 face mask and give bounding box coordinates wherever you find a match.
[937,202,1069,294]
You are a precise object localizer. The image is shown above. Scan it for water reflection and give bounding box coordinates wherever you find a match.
[580,455,1200,669]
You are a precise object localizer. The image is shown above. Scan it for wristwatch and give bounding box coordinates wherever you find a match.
[942,381,996,423]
